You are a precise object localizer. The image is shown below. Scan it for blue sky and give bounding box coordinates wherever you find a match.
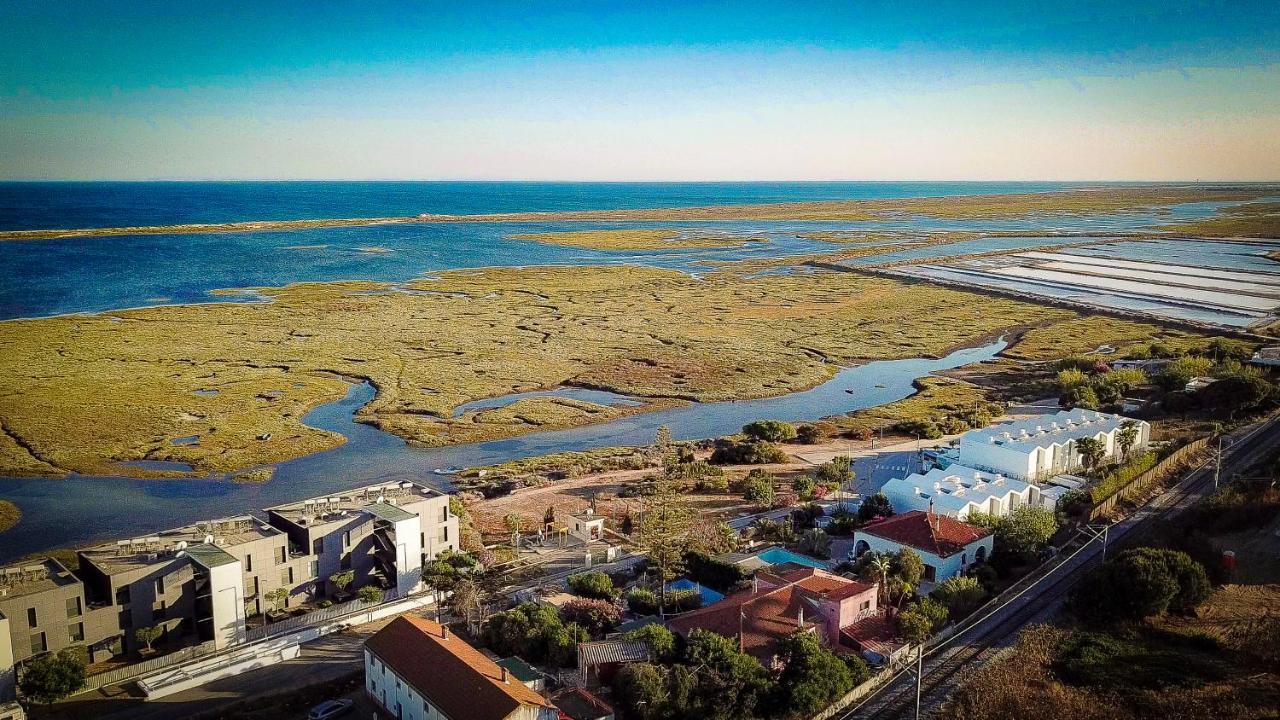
[2,1,1278,180]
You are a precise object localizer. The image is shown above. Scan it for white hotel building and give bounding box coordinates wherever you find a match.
[957,410,1149,482]
[881,410,1150,519]
[880,465,1038,520]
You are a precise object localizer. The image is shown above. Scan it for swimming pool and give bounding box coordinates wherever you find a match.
[666,578,725,604]
[755,547,830,569]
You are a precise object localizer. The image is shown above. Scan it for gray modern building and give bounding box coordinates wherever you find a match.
[77,515,312,652]
[0,559,117,665]
[266,481,458,598]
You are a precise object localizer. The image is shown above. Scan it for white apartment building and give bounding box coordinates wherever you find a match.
[957,410,1150,481]
[880,464,1038,520]
[365,616,558,720]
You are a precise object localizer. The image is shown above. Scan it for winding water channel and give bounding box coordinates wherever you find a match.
[0,338,1005,561]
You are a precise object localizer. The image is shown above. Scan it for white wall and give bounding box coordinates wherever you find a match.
[366,648,433,720]
[207,562,246,650]
[391,516,424,596]
[853,533,994,582]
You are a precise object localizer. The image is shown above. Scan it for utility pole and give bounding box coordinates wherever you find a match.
[1213,435,1224,490]
[915,644,923,720]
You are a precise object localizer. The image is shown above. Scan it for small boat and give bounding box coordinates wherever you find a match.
[432,466,464,475]
[845,389,854,394]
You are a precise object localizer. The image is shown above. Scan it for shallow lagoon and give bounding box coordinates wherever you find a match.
[0,339,1005,561]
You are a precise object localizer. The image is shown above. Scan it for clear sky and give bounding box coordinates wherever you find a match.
[2,1,1279,181]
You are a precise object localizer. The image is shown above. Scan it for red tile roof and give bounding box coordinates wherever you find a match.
[859,511,990,558]
[365,616,552,720]
[668,568,873,662]
[840,613,904,657]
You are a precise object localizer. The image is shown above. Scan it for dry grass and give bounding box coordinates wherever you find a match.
[1,265,1095,478]
[943,586,1280,720]
[1003,316,1205,361]
[508,229,762,250]
[0,500,21,533]
[422,187,1273,223]
[1160,201,1280,238]
[831,377,996,434]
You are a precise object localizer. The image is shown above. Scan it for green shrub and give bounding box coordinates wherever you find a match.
[710,438,788,465]
[1090,451,1159,503]
[742,419,797,443]
[567,571,617,600]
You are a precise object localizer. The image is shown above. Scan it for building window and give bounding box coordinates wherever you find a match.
[30,632,46,655]
[153,601,166,622]
[313,538,323,555]
[253,577,260,596]
[27,607,36,627]
[310,560,319,578]
[245,554,253,572]
[282,569,292,586]
[342,531,351,548]
[66,596,82,619]
[115,586,131,605]
[420,532,425,549]
[275,547,286,565]
[442,526,449,542]
[440,506,448,523]
[155,577,165,596]
[860,600,871,611]
[340,554,352,571]
[69,623,84,643]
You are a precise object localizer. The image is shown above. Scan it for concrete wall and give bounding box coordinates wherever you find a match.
[0,580,91,663]
[203,562,246,651]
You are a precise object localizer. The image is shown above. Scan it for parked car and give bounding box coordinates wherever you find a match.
[308,699,354,720]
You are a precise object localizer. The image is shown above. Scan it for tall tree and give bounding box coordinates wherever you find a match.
[637,473,696,616]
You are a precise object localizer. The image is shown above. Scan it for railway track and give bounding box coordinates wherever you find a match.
[835,414,1280,720]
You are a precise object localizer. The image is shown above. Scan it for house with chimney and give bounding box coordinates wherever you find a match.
[667,567,879,665]
[364,616,559,720]
[852,511,993,584]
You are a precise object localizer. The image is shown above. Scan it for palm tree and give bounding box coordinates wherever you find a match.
[1074,437,1107,476]
[868,554,893,605]
[1116,421,1139,461]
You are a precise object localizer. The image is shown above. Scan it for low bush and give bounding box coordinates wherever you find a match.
[567,571,617,600]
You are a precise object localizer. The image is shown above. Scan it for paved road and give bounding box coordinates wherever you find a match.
[46,620,391,720]
[838,414,1280,720]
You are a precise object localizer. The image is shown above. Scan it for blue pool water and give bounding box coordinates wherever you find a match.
[666,578,725,605]
[754,547,830,569]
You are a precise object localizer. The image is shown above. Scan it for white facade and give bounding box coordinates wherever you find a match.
[364,648,554,720]
[881,465,1038,520]
[958,410,1150,481]
[853,527,993,583]
[191,552,247,651]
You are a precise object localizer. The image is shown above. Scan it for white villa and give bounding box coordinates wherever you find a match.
[880,465,1037,520]
[957,410,1149,481]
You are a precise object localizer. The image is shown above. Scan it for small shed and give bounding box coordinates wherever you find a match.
[569,509,605,542]
[577,640,649,686]
[496,656,545,692]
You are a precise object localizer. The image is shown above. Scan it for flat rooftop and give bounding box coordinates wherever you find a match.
[80,515,280,575]
[960,410,1139,453]
[266,481,444,527]
[0,558,79,602]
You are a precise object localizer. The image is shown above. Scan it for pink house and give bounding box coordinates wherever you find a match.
[668,567,879,664]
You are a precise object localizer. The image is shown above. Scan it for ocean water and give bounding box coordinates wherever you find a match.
[0,180,1106,230]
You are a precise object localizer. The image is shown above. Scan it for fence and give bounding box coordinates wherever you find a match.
[1088,438,1210,521]
[83,640,217,691]
[244,587,402,642]
[79,588,406,694]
